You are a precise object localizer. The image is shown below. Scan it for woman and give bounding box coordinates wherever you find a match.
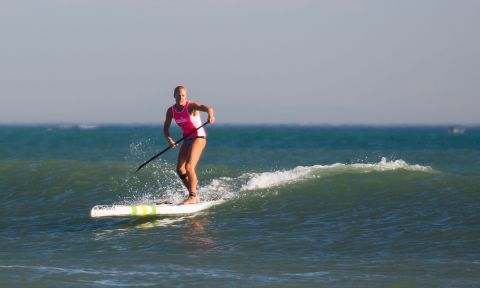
[163,86,215,204]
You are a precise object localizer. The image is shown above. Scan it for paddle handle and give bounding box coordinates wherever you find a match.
[135,121,209,172]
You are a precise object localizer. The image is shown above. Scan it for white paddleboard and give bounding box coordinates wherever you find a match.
[90,200,224,218]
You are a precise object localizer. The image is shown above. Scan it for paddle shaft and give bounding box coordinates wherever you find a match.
[135,121,209,172]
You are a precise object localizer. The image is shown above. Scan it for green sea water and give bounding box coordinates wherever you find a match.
[0,125,479,287]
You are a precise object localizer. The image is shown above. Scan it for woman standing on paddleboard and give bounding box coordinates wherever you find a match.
[163,86,215,205]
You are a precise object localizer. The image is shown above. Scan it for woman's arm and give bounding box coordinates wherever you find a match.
[190,102,215,124]
[163,108,176,147]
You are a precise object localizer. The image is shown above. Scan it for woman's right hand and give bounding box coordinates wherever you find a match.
[168,138,177,148]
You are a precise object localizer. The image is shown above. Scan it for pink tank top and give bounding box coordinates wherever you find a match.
[172,101,207,137]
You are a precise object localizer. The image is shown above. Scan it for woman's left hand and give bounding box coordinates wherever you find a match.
[208,115,215,125]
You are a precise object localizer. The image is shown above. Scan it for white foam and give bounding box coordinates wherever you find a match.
[350,157,431,171]
[239,157,431,191]
[240,166,319,191]
[197,177,237,201]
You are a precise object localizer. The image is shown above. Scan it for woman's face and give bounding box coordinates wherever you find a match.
[175,88,187,105]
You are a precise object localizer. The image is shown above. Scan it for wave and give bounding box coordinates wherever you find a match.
[110,157,433,205]
[194,157,432,202]
[0,157,433,207]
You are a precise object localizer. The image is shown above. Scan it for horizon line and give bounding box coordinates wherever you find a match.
[0,122,478,128]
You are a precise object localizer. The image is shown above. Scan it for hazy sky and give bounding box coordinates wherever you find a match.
[1,0,479,125]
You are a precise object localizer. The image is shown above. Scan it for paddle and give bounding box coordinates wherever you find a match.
[135,121,209,172]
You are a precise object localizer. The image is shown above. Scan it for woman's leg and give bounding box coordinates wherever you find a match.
[176,143,191,190]
[182,138,206,204]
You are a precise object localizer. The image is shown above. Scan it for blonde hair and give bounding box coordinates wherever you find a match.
[174,86,186,97]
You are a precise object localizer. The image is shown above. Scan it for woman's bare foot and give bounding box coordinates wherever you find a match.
[181,193,200,205]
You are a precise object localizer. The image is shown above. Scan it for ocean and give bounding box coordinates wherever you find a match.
[0,125,479,287]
